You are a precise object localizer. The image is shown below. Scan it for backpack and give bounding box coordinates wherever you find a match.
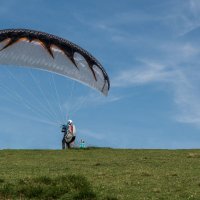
[65,124,74,143]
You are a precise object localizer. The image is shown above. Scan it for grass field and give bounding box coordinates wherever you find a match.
[0,148,200,199]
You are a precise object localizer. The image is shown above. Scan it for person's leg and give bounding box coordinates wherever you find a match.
[62,138,66,149]
[67,142,70,149]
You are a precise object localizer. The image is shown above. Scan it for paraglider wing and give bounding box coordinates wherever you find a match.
[0,29,110,95]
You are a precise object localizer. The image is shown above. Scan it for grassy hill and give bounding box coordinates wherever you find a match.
[0,148,200,199]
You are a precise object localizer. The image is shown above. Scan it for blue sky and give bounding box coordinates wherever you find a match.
[0,0,200,149]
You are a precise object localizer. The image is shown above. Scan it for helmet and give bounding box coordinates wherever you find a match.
[68,120,73,124]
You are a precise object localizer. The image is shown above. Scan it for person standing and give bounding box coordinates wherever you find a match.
[80,139,86,148]
[62,120,76,149]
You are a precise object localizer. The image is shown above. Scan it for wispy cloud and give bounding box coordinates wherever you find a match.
[172,70,200,127]
[84,1,200,44]
[160,0,200,37]
[112,60,173,87]
[69,1,200,129]
[77,0,200,129]
[112,39,200,128]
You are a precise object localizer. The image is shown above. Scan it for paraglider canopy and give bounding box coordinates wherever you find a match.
[0,29,110,95]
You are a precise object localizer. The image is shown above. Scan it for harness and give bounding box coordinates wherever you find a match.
[64,124,75,143]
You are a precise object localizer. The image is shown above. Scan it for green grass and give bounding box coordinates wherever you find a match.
[0,175,96,199]
[0,149,200,199]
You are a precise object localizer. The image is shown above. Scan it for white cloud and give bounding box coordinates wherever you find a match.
[172,70,200,127]
[74,1,200,129]
[112,38,200,128]
[112,61,173,87]
[162,0,200,37]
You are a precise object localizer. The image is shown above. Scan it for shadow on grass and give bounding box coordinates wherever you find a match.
[0,175,97,200]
